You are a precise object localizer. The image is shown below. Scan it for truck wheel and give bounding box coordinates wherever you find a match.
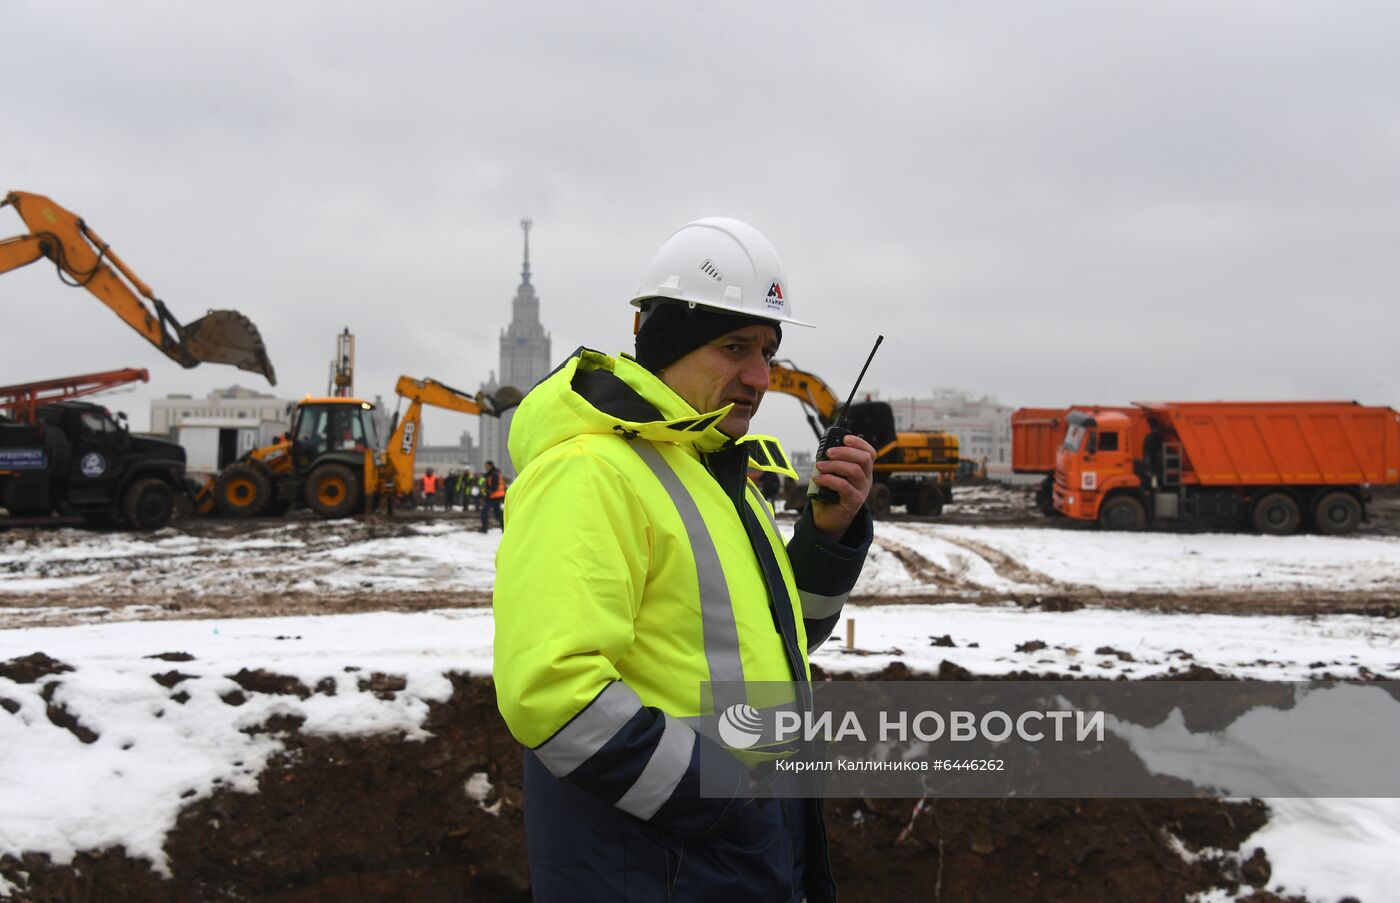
[869,483,893,519]
[908,481,944,517]
[307,463,361,519]
[215,463,271,518]
[1314,492,1361,535]
[123,478,175,530]
[1034,477,1057,516]
[1097,495,1147,531]
[1251,492,1300,535]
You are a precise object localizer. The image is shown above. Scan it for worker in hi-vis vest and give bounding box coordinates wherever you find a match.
[480,460,506,531]
[494,218,875,902]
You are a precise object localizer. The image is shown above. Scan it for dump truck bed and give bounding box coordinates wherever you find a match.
[1011,408,1067,474]
[1137,402,1400,487]
[1012,405,1135,474]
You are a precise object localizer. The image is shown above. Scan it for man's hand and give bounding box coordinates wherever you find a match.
[810,434,876,539]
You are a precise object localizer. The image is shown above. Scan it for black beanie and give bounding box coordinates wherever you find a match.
[634,302,782,373]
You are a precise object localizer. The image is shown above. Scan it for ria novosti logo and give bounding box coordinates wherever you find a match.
[717,703,764,749]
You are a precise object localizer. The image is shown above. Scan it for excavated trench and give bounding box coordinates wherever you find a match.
[0,668,1305,903]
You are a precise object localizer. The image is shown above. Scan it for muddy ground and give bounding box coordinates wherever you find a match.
[2,483,1394,900]
[0,666,1307,903]
[2,483,1397,630]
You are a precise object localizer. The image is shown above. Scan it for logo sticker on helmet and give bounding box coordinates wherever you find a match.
[765,281,784,310]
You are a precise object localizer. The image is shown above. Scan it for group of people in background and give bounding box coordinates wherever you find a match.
[412,461,507,530]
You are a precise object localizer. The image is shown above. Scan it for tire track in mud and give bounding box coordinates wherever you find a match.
[873,531,1063,595]
[935,533,1063,589]
[872,536,962,591]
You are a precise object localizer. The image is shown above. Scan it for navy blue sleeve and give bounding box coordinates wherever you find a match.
[531,680,752,839]
[787,504,872,651]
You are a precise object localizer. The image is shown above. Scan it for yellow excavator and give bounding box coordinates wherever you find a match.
[211,376,522,519]
[365,376,524,511]
[1,191,275,384]
[767,361,960,517]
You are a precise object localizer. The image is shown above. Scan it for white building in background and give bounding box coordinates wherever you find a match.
[883,389,1018,481]
[479,218,552,478]
[151,385,295,475]
[417,430,478,475]
[150,385,291,435]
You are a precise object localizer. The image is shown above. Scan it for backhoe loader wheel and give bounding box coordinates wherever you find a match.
[124,478,175,531]
[215,463,272,518]
[306,463,361,519]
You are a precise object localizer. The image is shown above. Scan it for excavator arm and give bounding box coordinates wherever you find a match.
[1,191,276,384]
[768,360,842,437]
[392,376,522,418]
[373,377,524,498]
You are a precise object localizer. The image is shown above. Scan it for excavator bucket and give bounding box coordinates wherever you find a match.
[485,386,524,416]
[180,310,277,385]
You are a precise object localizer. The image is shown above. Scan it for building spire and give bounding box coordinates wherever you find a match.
[520,217,533,285]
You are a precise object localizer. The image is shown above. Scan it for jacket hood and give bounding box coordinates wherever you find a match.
[508,348,798,480]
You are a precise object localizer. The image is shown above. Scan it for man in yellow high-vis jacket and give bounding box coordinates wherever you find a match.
[494,218,874,902]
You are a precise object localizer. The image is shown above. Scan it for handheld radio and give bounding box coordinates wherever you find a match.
[807,335,884,503]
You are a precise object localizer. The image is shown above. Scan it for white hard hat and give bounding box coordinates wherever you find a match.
[630,217,814,328]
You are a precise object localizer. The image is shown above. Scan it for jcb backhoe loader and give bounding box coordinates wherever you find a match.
[364,376,524,512]
[1,191,275,384]
[767,361,960,517]
[210,377,521,519]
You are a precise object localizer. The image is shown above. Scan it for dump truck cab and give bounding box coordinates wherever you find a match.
[1053,409,1150,528]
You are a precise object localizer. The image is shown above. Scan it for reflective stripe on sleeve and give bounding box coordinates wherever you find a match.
[797,588,848,619]
[614,713,696,821]
[534,681,643,778]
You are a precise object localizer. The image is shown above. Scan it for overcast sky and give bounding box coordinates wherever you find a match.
[3,1,1397,456]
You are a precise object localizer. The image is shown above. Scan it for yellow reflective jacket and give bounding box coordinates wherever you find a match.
[494,348,870,848]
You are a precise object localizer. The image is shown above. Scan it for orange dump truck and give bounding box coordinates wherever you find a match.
[1052,402,1400,534]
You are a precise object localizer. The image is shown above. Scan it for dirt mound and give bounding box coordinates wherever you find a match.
[0,674,1290,902]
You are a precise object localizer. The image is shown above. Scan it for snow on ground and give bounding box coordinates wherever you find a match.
[812,604,1400,680]
[0,521,500,600]
[4,516,1398,605]
[3,516,1399,899]
[1242,797,1400,903]
[2,602,1398,898]
[855,523,1400,597]
[922,524,1400,594]
[0,611,492,875]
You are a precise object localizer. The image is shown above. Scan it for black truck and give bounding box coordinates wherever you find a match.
[0,401,187,530]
